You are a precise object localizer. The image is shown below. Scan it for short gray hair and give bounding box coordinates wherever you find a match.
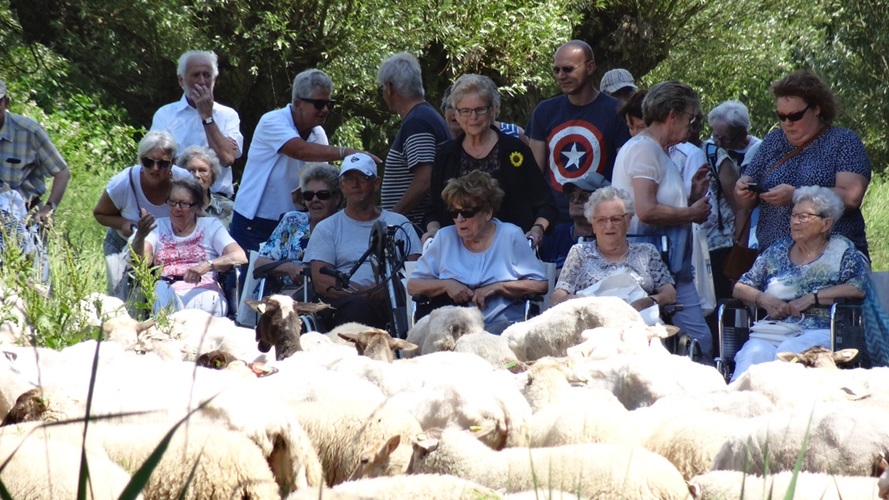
[178,145,222,185]
[138,131,178,163]
[300,162,341,193]
[177,51,219,79]
[708,100,751,130]
[377,52,425,98]
[584,186,634,221]
[642,81,701,126]
[449,74,501,112]
[292,69,334,103]
[170,177,207,216]
[793,185,844,227]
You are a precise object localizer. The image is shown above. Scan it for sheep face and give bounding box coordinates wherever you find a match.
[246,295,329,361]
[348,435,403,481]
[338,329,417,362]
[776,346,858,368]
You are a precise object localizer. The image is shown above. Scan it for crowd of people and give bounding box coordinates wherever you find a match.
[0,40,880,370]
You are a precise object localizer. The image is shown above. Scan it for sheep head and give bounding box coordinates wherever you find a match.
[776,346,858,368]
[338,328,417,362]
[246,295,329,361]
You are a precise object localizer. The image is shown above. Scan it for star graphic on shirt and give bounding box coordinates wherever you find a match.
[560,143,587,171]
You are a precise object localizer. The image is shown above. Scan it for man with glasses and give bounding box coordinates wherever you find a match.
[526,40,631,223]
[230,69,371,252]
[305,153,421,329]
[540,178,597,270]
[151,51,243,198]
[377,52,450,230]
[0,78,70,224]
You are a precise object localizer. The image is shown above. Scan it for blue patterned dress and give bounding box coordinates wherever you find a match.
[258,211,311,285]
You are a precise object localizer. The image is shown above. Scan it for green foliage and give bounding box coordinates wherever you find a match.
[862,176,889,271]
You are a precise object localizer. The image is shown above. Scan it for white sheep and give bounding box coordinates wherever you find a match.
[453,332,524,371]
[643,410,744,480]
[285,474,499,499]
[528,398,636,448]
[336,327,418,362]
[77,292,129,327]
[408,428,690,498]
[689,470,880,499]
[711,402,889,476]
[502,296,646,361]
[566,323,674,361]
[729,359,869,410]
[402,305,486,358]
[0,286,30,345]
[0,422,133,499]
[290,400,422,486]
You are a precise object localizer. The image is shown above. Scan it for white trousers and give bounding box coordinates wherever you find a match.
[730,328,830,381]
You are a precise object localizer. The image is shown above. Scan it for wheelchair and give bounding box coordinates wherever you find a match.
[238,257,325,333]
[713,298,868,383]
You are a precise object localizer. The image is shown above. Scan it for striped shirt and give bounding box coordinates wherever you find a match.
[380,102,449,226]
[0,111,68,203]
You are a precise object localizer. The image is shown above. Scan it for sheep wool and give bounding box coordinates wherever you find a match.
[689,470,880,499]
[404,305,486,358]
[286,473,500,499]
[409,428,689,498]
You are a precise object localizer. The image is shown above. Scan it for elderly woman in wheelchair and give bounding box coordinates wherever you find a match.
[729,186,868,381]
[252,163,342,295]
[551,186,676,325]
[132,177,247,316]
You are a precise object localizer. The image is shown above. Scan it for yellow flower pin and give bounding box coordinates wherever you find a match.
[509,152,523,167]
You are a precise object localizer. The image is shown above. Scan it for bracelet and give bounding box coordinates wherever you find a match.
[207,260,214,272]
[532,223,545,232]
[754,291,764,308]
[813,291,820,306]
[338,146,346,159]
[649,295,659,306]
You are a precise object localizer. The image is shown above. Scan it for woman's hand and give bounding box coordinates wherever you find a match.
[630,296,658,312]
[131,209,156,239]
[735,176,758,203]
[442,279,473,304]
[471,283,501,310]
[525,225,544,249]
[759,292,803,320]
[788,293,817,313]
[687,194,711,224]
[759,183,795,207]
[420,228,439,246]
[689,164,711,202]
[183,261,212,284]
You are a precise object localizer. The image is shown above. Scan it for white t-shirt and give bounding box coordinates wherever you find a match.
[150,95,244,197]
[234,105,328,221]
[144,217,235,285]
[105,164,192,236]
[304,209,421,288]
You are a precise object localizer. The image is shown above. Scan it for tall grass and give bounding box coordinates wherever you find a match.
[862,176,889,271]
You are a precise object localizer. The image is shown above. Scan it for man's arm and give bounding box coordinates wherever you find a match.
[390,163,431,216]
[278,138,379,163]
[529,138,547,174]
[36,167,71,221]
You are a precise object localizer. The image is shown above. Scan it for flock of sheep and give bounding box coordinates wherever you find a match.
[2,289,889,499]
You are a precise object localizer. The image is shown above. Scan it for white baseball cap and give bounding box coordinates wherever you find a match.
[600,69,637,95]
[340,153,377,177]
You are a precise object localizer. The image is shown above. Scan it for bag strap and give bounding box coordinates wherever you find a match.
[704,143,725,231]
[762,125,829,180]
[128,167,143,214]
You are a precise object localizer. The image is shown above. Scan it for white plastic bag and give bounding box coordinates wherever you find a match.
[749,315,804,346]
[691,223,716,316]
[577,271,661,326]
[236,250,262,327]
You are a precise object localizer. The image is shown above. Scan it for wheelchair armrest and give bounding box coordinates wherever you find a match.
[252,259,300,280]
[832,297,864,306]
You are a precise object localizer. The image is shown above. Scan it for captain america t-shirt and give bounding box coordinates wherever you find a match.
[527,93,630,221]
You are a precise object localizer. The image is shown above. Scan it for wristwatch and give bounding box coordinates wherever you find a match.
[202,117,215,126]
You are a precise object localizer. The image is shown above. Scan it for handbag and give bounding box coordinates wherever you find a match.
[749,315,804,346]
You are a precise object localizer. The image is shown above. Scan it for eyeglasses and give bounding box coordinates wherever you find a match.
[303,190,333,201]
[678,111,698,127]
[447,207,482,219]
[552,61,591,75]
[592,215,627,226]
[299,98,337,111]
[141,157,173,170]
[790,211,824,223]
[455,106,491,117]
[568,192,591,203]
[166,199,198,209]
[711,133,740,144]
[776,105,810,123]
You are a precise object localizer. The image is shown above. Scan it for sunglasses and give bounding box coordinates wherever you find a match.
[446,207,482,219]
[141,157,173,170]
[299,98,337,111]
[303,190,333,201]
[166,199,198,209]
[552,61,591,75]
[776,105,810,123]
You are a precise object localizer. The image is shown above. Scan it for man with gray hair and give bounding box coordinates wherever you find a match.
[0,78,70,224]
[377,52,450,229]
[230,68,372,252]
[151,50,243,197]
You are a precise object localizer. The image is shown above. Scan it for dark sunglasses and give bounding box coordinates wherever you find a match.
[446,207,482,219]
[303,190,333,201]
[776,105,810,123]
[552,60,590,75]
[166,199,198,208]
[299,98,337,111]
[141,157,173,170]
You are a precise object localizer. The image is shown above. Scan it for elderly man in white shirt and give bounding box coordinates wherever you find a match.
[151,50,243,197]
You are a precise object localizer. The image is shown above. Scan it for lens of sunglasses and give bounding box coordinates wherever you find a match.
[447,207,481,219]
[300,98,336,111]
[303,190,332,201]
[142,157,172,170]
[776,105,809,123]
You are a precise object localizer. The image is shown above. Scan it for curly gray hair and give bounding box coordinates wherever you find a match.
[708,100,751,130]
[178,145,222,185]
[793,185,844,228]
[584,186,634,221]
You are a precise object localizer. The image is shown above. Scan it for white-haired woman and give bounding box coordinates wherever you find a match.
[551,186,676,315]
[93,130,192,299]
[730,186,868,380]
[178,145,234,229]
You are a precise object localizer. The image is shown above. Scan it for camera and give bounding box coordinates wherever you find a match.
[746,182,766,194]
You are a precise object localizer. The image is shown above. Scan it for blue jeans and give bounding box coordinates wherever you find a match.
[229,211,282,253]
[671,278,714,365]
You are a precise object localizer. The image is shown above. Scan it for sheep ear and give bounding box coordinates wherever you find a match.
[410,432,439,452]
[378,435,400,458]
[776,352,800,363]
[245,299,267,314]
[136,318,156,333]
[389,338,418,352]
[295,302,330,314]
[834,348,859,363]
[338,332,359,344]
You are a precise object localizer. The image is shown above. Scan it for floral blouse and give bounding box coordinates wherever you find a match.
[258,211,311,285]
[556,241,674,295]
[739,236,868,330]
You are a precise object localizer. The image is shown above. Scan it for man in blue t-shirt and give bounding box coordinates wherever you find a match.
[527,40,631,223]
[378,52,450,229]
